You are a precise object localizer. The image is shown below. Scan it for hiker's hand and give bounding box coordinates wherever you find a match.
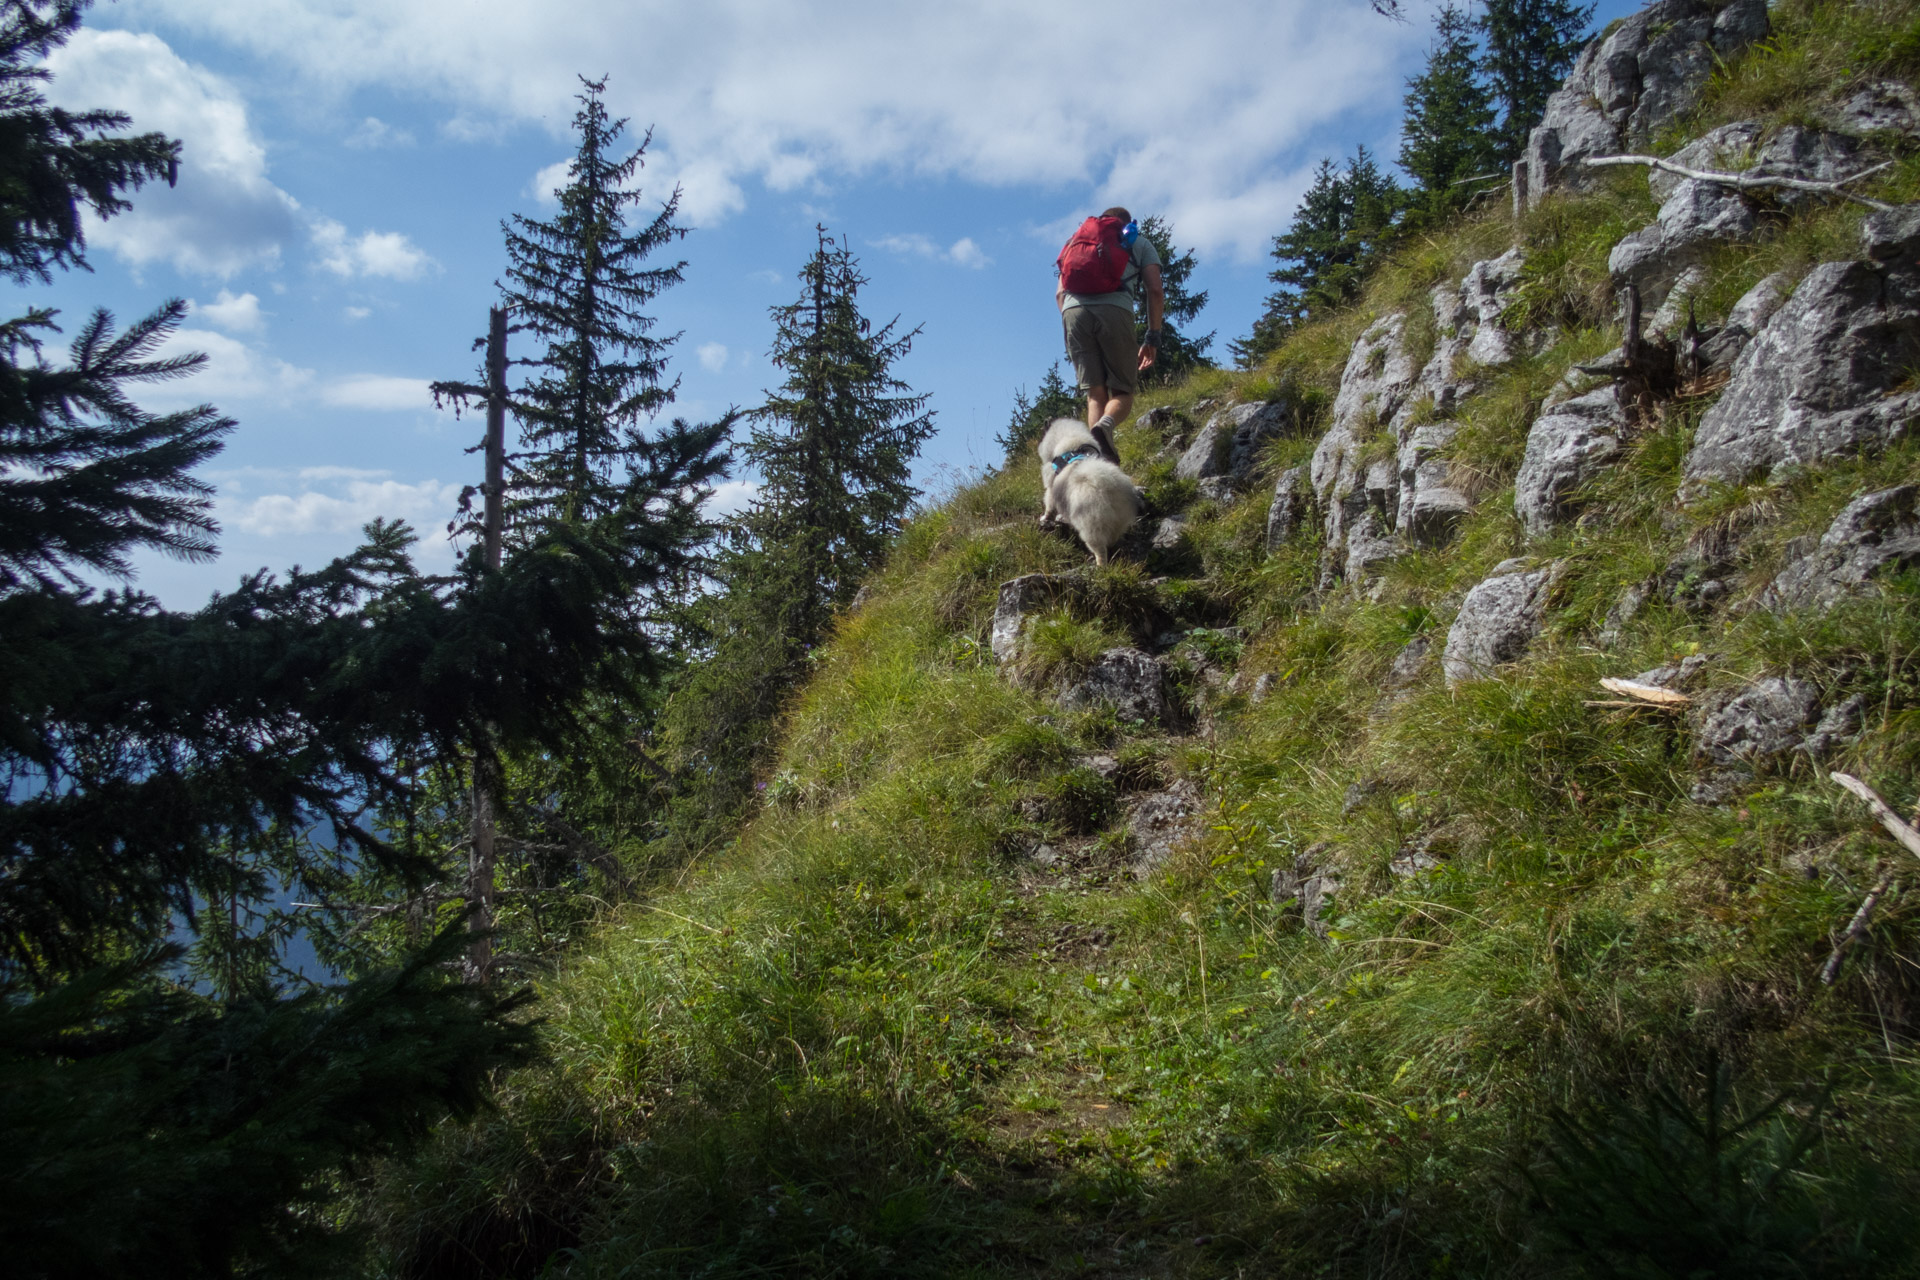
[1138,344,1157,373]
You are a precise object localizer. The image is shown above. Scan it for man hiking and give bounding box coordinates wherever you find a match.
[1054,207,1164,465]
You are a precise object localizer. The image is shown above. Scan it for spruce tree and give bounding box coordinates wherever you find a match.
[1400,4,1501,222]
[500,76,693,528]
[1135,215,1214,387]
[1233,148,1404,365]
[1476,0,1594,159]
[742,226,934,644]
[0,4,722,1265]
[661,228,932,837]
[996,363,1079,460]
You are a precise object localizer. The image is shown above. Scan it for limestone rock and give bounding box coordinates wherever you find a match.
[1828,79,1920,138]
[1150,516,1187,550]
[1684,212,1920,486]
[1514,384,1629,536]
[1057,647,1171,726]
[1386,633,1432,690]
[1196,475,1236,504]
[1266,466,1311,552]
[1698,272,1790,369]
[1175,401,1289,482]
[1802,693,1869,758]
[991,574,1065,664]
[1696,676,1821,765]
[1610,176,1756,305]
[1126,777,1204,878]
[1443,559,1558,686]
[1526,0,1770,197]
[1269,844,1341,935]
[1762,485,1920,610]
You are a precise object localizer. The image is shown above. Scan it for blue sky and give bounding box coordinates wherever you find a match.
[44,0,1639,607]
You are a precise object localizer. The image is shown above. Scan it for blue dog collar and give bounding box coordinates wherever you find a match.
[1050,447,1095,474]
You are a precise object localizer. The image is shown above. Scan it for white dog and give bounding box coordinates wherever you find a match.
[1036,418,1146,566]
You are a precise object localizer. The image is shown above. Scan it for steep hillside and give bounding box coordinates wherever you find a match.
[369,2,1920,1275]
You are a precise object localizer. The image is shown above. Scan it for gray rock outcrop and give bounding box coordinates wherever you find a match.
[1058,647,1172,726]
[1696,676,1822,765]
[1697,272,1790,369]
[991,574,1065,664]
[1762,485,1920,610]
[1683,207,1920,487]
[1828,79,1920,139]
[1127,777,1204,878]
[1609,123,1859,307]
[1175,401,1291,482]
[1525,0,1770,199]
[1308,249,1530,581]
[1514,383,1629,536]
[1266,466,1311,551]
[1443,559,1558,685]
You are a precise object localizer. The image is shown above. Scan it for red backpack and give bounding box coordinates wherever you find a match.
[1056,215,1130,294]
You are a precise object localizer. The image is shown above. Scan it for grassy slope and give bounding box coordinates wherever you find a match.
[369,4,1920,1275]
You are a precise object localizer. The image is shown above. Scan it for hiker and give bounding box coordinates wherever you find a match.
[1054,206,1164,465]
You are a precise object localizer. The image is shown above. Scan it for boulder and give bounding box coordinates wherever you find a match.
[1698,272,1790,369]
[1828,79,1920,139]
[1126,777,1204,878]
[1684,210,1920,486]
[1443,559,1558,685]
[1057,647,1172,726]
[1514,383,1629,536]
[1266,466,1311,552]
[1526,0,1769,198]
[1609,176,1755,305]
[1196,475,1236,504]
[991,574,1066,664]
[1175,401,1289,482]
[1696,676,1822,765]
[1150,516,1188,550]
[1310,313,1421,583]
[1762,485,1920,610]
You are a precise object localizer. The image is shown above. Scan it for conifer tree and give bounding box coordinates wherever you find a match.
[1400,4,1501,221]
[661,228,932,837]
[0,4,708,1264]
[742,226,934,644]
[1476,0,1594,158]
[997,363,1079,460]
[501,76,695,529]
[1135,215,1214,387]
[1233,148,1404,365]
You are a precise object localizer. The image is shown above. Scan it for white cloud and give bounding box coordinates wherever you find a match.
[125,0,1422,259]
[946,237,990,270]
[696,341,728,372]
[321,374,434,412]
[749,268,782,285]
[146,326,314,406]
[528,158,570,205]
[344,115,413,148]
[44,29,300,276]
[221,470,462,538]
[343,305,371,321]
[191,288,266,333]
[311,218,436,279]
[702,479,759,519]
[874,233,991,269]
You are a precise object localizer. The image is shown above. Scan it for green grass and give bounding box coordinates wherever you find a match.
[357,6,1920,1275]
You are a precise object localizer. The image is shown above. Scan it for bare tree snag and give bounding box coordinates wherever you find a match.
[1581,154,1895,212]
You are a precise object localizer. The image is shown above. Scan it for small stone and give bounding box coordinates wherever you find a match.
[1196,475,1236,504]
[1150,516,1187,550]
[1443,560,1559,686]
[1696,676,1822,765]
[1515,384,1628,537]
[1127,778,1204,878]
[1763,486,1920,611]
[1828,79,1920,138]
[1386,633,1432,689]
[1266,465,1311,552]
[1801,693,1869,759]
[1057,647,1172,726]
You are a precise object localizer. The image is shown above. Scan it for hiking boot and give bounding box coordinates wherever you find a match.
[1090,423,1120,465]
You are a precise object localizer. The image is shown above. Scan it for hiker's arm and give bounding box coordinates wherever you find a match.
[1055,274,1066,312]
[1139,263,1165,370]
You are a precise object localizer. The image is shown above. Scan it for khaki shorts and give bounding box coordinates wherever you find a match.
[1062,304,1139,397]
